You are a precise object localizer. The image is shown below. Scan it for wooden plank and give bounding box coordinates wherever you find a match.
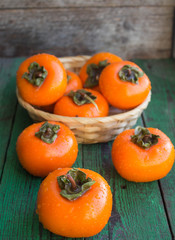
[0,7,173,58]
[0,99,86,239]
[0,104,84,240]
[82,117,172,240]
[0,105,40,240]
[0,58,24,179]
[134,58,175,238]
[0,0,175,9]
[82,143,110,240]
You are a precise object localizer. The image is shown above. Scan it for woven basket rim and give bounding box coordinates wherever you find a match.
[16,88,151,123]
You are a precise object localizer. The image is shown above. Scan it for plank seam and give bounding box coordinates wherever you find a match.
[0,6,174,10]
[141,113,174,240]
[0,101,18,184]
[158,181,174,240]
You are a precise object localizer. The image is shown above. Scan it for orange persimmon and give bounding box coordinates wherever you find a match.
[112,126,174,182]
[36,168,112,238]
[99,61,151,109]
[16,121,78,177]
[54,88,109,117]
[65,70,82,95]
[16,53,67,106]
[79,52,122,89]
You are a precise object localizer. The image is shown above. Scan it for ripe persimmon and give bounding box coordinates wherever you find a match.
[99,61,151,109]
[16,53,67,106]
[16,121,78,177]
[36,168,112,238]
[54,88,109,117]
[65,70,82,95]
[79,52,122,89]
[112,126,174,182]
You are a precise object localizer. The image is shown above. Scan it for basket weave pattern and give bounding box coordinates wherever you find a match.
[16,56,151,144]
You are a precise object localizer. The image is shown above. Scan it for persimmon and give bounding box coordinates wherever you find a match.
[16,53,67,106]
[112,126,174,182]
[54,88,109,117]
[16,121,78,177]
[65,70,82,95]
[79,52,122,89]
[36,168,112,238]
[99,61,151,109]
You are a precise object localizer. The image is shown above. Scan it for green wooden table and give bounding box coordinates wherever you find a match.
[0,58,175,240]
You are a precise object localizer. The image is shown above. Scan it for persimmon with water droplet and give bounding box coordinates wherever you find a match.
[99,61,151,109]
[16,121,78,177]
[16,53,67,106]
[36,168,112,238]
[112,126,174,182]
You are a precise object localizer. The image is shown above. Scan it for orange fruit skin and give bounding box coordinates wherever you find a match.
[36,168,112,238]
[79,52,122,87]
[54,88,109,117]
[16,121,78,177]
[112,128,174,182]
[99,61,151,109]
[16,53,67,106]
[65,70,83,95]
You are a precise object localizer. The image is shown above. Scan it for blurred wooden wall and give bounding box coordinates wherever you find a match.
[0,0,175,58]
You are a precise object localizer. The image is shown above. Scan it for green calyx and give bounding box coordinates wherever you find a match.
[35,122,60,144]
[68,89,99,111]
[84,59,110,88]
[131,126,160,149]
[67,74,71,83]
[118,65,144,84]
[22,62,48,86]
[57,168,95,201]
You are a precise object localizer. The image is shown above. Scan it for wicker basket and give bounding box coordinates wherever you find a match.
[16,55,151,144]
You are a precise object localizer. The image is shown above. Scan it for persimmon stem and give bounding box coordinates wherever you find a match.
[131,126,160,149]
[35,122,60,144]
[43,127,52,138]
[67,174,77,190]
[80,91,99,112]
[127,69,132,76]
[22,62,48,87]
[118,65,144,84]
[68,89,99,111]
[35,71,43,78]
[57,168,96,201]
